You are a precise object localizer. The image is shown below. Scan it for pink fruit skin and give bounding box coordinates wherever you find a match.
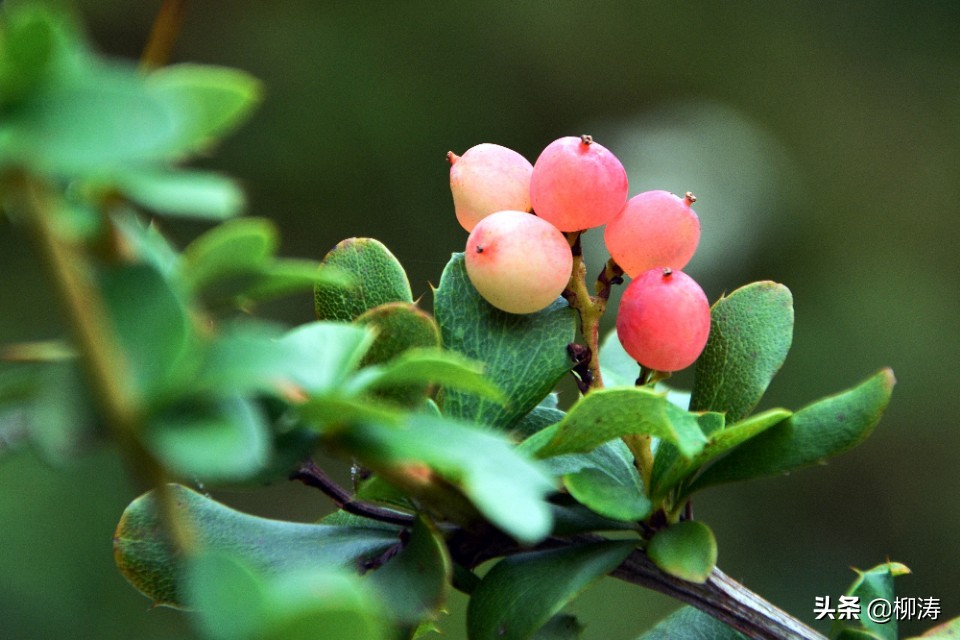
[604,190,701,277]
[616,268,710,372]
[449,143,533,232]
[530,136,628,232]
[465,210,573,314]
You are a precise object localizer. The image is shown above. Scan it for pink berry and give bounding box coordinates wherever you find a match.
[604,190,700,277]
[616,268,710,372]
[448,143,533,232]
[529,135,628,232]
[464,210,573,314]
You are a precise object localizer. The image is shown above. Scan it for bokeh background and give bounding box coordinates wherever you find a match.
[1,1,958,638]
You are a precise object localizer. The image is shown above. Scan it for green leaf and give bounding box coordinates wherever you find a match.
[690,281,794,423]
[354,302,441,366]
[111,212,180,280]
[652,409,790,501]
[145,63,262,156]
[599,329,639,388]
[181,217,279,293]
[194,321,373,398]
[687,369,896,492]
[354,348,503,403]
[512,404,566,439]
[636,606,748,640]
[434,254,576,430]
[528,387,707,459]
[336,414,555,545]
[0,5,87,106]
[367,516,450,625]
[563,439,652,522]
[832,562,911,640]
[2,360,98,463]
[145,395,271,483]
[113,484,399,607]
[646,520,717,583]
[351,302,442,406]
[909,617,960,639]
[100,263,191,400]
[533,615,585,640]
[314,238,413,321]
[112,168,245,220]
[186,552,390,640]
[467,541,635,640]
[233,259,353,306]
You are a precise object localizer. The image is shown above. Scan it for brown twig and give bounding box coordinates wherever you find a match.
[291,459,416,527]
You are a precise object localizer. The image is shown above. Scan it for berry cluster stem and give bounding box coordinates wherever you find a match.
[562,232,607,391]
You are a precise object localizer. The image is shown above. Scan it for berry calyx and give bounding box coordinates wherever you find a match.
[464,210,573,314]
[529,135,628,232]
[616,267,710,372]
[448,143,533,232]
[604,190,701,277]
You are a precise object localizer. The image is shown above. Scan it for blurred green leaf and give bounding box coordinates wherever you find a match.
[112,168,245,220]
[0,360,98,463]
[336,413,555,545]
[111,212,180,280]
[367,516,450,625]
[144,63,262,156]
[435,253,575,430]
[687,369,896,492]
[636,606,747,640]
[184,552,266,640]
[194,321,373,398]
[314,237,413,321]
[909,617,960,639]
[526,387,707,459]
[145,395,271,483]
[0,5,86,107]
[690,281,794,423]
[100,263,191,400]
[181,216,279,292]
[646,520,717,584]
[113,484,399,607]
[832,562,910,640]
[352,348,503,403]
[467,541,635,640]
[186,551,390,640]
[4,64,177,174]
[234,259,353,306]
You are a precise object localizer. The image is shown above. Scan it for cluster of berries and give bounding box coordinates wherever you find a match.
[447,136,711,372]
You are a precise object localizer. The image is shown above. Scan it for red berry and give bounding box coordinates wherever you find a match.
[448,143,533,232]
[465,210,572,314]
[616,268,710,372]
[530,135,628,231]
[604,190,701,277]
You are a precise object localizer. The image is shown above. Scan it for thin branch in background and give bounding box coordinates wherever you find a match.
[291,459,416,527]
[140,0,188,70]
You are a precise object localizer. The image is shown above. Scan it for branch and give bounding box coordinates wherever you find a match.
[612,548,827,640]
[448,527,826,640]
[291,459,416,527]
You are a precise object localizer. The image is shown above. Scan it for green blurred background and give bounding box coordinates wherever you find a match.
[1,1,958,638]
